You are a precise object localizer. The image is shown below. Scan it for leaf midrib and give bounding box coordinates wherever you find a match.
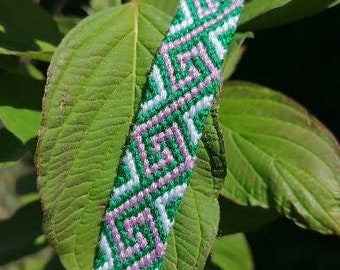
[223,122,338,199]
[72,3,141,268]
[224,126,340,232]
[39,5,137,268]
[132,0,139,115]
[273,161,340,233]
[221,120,338,177]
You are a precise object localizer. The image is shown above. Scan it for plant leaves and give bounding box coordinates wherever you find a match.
[37,3,227,269]
[210,233,254,270]
[219,82,340,235]
[37,3,171,269]
[330,0,340,7]
[0,49,55,62]
[0,70,43,152]
[0,0,62,61]
[142,0,337,34]
[241,0,340,30]
[54,17,81,35]
[240,0,291,26]
[17,62,45,81]
[141,0,179,16]
[222,32,253,81]
[0,107,41,144]
[89,0,122,12]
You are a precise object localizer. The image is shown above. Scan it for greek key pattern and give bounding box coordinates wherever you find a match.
[94,1,243,269]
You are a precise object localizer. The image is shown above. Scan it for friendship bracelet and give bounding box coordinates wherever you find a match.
[93,1,243,269]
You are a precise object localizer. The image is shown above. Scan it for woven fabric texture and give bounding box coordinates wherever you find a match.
[94,1,243,269]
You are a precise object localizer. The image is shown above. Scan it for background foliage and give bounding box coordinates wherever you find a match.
[0,0,339,269]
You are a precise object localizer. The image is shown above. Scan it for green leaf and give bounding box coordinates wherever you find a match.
[37,3,226,269]
[0,49,54,62]
[163,109,227,270]
[0,0,62,61]
[37,3,171,269]
[141,0,179,16]
[90,0,122,12]
[210,233,254,270]
[219,82,340,235]
[240,0,291,25]
[241,0,340,30]
[54,17,81,35]
[222,32,253,81]
[0,107,41,144]
[0,56,44,80]
[16,62,45,81]
[0,70,43,148]
[330,0,340,7]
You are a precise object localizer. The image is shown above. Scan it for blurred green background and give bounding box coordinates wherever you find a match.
[234,4,340,270]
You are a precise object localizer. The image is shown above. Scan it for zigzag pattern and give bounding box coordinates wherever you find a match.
[94,1,243,269]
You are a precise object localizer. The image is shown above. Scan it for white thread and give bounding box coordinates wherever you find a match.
[183,95,214,145]
[169,0,193,34]
[140,65,167,114]
[112,151,139,199]
[209,15,239,59]
[97,234,114,270]
[194,0,220,19]
[155,183,188,233]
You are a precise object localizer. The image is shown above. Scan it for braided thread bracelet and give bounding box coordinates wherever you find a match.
[93,1,243,269]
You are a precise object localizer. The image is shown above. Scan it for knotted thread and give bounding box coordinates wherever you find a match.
[94,1,243,269]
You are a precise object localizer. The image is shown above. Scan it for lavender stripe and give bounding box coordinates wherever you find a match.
[161,0,243,53]
[106,208,163,262]
[127,245,165,270]
[193,0,220,18]
[134,122,193,177]
[133,71,218,137]
[106,158,195,219]
[163,42,219,92]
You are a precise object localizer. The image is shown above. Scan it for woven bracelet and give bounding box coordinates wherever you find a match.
[93,1,243,269]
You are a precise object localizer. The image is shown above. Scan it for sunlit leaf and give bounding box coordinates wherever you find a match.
[90,0,121,12]
[241,0,290,25]
[222,32,253,81]
[141,0,179,16]
[241,0,340,30]
[54,17,81,35]
[210,233,254,270]
[220,82,340,235]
